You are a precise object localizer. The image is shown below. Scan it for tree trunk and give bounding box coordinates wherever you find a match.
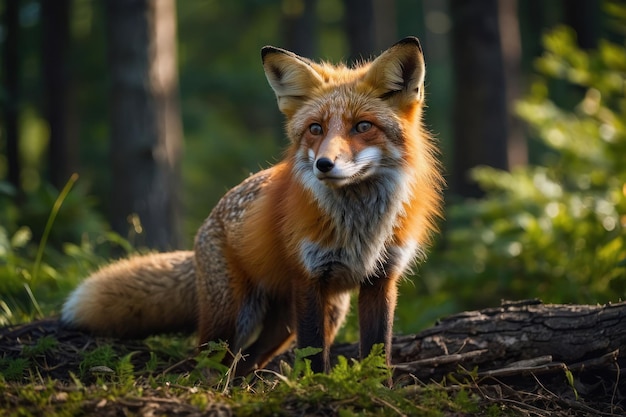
[498,0,527,168]
[282,0,317,58]
[372,0,396,53]
[449,0,509,198]
[2,0,21,193]
[106,0,183,250]
[344,0,397,63]
[344,0,376,63]
[562,0,600,50]
[41,0,74,190]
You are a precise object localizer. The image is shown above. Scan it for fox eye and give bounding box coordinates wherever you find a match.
[355,121,372,133]
[309,123,323,135]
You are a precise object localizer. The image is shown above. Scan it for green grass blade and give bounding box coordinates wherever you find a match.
[29,173,79,317]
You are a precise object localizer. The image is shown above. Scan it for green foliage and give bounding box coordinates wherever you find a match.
[231,345,491,416]
[190,341,231,384]
[0,335,496,416]
[0,357,30,382]
[115,353,137,390]
[236,345,415,416]
[418,24,626,314]
[0,342,495,417]
[79,345,118,379]
[21,335,58,358]
[143,334,195,362]
[563,366,578,400]
[0,175,133,325]
[1,181,110,252]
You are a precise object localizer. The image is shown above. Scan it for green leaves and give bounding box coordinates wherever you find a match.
[418,22,626,312]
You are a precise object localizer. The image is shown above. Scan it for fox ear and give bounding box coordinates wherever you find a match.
[364,37,425,108]
[262,46,324,116]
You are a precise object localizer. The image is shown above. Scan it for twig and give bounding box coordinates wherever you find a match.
[393,349,488,371]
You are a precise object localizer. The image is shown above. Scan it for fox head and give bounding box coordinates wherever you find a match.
[261,37,430,195]
[261,38,443,281]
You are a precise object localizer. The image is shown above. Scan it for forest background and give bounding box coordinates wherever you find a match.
[0,0,625,338]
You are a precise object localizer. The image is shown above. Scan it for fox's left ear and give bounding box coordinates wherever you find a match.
[364,37,425,108]
[261,46,324,117]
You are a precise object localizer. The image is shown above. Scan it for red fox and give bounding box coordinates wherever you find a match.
[61,37,443,375]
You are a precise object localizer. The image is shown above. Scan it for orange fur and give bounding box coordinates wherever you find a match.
[61,37,443,376]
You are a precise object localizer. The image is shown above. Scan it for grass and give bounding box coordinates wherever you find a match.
[0,334,497,417]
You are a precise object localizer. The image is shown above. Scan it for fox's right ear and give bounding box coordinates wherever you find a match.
[261,46,324,116]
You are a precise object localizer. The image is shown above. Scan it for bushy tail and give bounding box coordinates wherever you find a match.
[61,251,197,338]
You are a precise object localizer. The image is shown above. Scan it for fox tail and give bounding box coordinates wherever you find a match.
[60,251,198,338]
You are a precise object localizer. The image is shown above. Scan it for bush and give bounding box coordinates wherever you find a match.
[413,24,626,319]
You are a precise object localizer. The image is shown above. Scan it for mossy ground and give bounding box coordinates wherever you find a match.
[1,319,622,417]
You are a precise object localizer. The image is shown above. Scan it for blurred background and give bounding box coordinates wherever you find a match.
[0,0,625,334]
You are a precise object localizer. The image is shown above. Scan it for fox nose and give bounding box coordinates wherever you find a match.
[315,157,334,173]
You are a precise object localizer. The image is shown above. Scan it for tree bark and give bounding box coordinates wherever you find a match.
[449,0,509,198]
[106,0,183,250]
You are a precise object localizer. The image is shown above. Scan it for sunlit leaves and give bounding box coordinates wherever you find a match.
[419,23,626,309]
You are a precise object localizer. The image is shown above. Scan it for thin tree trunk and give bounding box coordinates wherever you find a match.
[41,0,74,190]
[282,0,317,58]
[106,0,183,250]
[562,0,600,50]
[498,0,527,168]
[344,0,375,63]
[449,0,509,198]
[3,0,21,193]
[372,0,396,53]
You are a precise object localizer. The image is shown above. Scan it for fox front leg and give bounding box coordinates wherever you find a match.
[294,281,351,373]
[294,281,328,373]
[358,274,398,367]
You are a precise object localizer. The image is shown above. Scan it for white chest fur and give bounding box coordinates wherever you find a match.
[296,163,418,286]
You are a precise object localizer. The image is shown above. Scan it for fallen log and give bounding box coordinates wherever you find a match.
[312,299,626,382]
